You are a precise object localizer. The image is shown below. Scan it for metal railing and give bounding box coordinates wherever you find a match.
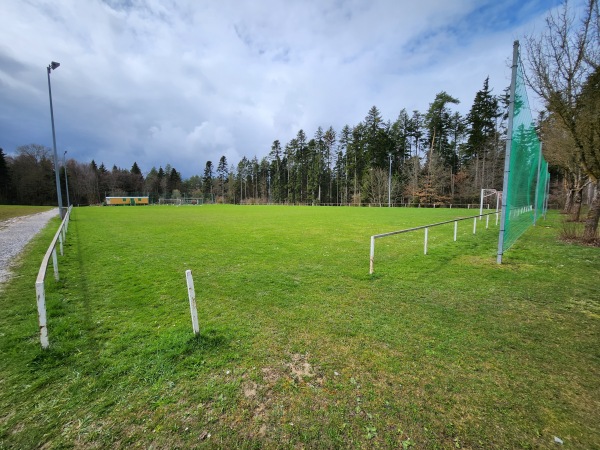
[35,205,73,349]
[369,211,499,274]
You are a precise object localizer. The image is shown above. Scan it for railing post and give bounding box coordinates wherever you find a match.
[36,281,49,349]
[473,217,477,234]
[454,221,458,241]
[185,270,200,335]
[59,233,64,256]
[424,227,429,255]
[52,248,59,281]
[486,215,490,229]
[369,236,375,274]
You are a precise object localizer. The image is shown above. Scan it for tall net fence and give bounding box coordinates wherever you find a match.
[497,41,550,262]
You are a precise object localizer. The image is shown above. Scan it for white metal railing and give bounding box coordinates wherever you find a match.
[369,211,499,274]
[35,205,73,349]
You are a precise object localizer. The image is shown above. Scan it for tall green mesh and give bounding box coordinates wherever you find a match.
[498,42,549,261]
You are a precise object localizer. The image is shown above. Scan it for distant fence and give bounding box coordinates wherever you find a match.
[35,205,73,349]
[369,211,499,274]
[237,201,497,208]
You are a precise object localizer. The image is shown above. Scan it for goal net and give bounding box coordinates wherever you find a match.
[158,198,182,206]
[181,198,204,205]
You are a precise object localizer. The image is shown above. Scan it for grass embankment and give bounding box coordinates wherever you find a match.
[0,205,55,221]
[0,206,598,449]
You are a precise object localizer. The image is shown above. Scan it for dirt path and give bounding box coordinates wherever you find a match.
[0,208,59,288]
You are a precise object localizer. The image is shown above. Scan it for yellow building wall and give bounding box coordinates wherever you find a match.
[106,197,149,205]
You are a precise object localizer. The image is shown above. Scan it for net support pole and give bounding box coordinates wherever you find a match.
[544,172,550,219]
[497,40,519,264]
[533,143,543,225]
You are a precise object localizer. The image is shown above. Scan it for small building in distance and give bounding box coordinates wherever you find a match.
[105,196,149,206]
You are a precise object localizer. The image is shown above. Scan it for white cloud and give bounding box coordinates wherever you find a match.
[0,0,564,177]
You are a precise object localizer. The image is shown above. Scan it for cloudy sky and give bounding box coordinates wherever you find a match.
[1,0,566,178]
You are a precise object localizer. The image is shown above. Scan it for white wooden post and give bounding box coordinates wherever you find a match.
[424,227,429,255]
[36,281,49,349]
[454,221,458,241]
[52,248,59,281]
[473,217,477,234]
[486,215,490,229]
[369,236,375,274]
[185,270,199,335]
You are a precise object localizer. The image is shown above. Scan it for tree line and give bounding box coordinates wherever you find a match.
[0,78,510,208]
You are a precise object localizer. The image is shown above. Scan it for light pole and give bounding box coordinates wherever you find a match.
[388,154,392,207]
[47,61,64,218]
[63,150,70,208]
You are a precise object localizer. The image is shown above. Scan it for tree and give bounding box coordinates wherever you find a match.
[525,0,600,240]
[425,91,460,170]
[0,148,10,203]
[130,161,144,194]
[217,156,228,202]
[576,66,600,235]
[10,145,56,205]
[203,161,214,198]
[540,111,589,218]
[465,78,501,194]
[167,167,182,197]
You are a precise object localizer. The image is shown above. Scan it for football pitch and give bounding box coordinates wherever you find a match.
[1,205,598,448]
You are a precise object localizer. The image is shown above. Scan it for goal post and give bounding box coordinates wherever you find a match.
[480,189,501,219]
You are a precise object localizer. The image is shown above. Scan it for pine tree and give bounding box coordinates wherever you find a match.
[465,77,501,194]
[217,156,228,201]
[203,161,214,198]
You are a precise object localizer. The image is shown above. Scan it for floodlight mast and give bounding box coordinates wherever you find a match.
[47,61,64,218]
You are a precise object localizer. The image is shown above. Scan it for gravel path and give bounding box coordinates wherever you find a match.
[0,208,59,287]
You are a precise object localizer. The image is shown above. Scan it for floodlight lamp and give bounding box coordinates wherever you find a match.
[49,61,60,70]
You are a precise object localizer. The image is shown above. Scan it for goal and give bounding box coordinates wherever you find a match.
[158,198,182,206]
[479,189,501,217]
[181,198,204,205]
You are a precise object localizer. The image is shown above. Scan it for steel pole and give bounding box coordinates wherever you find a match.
[388,154,392,207]
[47,64,64,218]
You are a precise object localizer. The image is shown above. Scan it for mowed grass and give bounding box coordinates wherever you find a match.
[0,205,598,449]
[0,205,55,221]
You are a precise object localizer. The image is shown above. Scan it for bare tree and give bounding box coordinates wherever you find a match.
[524,0,600,240]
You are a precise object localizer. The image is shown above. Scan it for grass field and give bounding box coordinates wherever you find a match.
[0,205,598,449]
[0,205,55,222]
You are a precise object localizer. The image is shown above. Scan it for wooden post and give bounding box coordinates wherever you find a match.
[36,281,49,349]
[369,236,375,275]
[52,248,59,281]
[185,270,199,335]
